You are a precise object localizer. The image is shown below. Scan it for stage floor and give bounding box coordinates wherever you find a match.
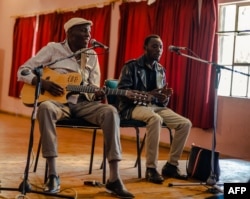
[0,112,249,198]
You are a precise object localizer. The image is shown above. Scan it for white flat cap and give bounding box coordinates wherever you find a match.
[64,17,93,32]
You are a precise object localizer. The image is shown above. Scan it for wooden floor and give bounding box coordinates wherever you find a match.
[0,112,249,199]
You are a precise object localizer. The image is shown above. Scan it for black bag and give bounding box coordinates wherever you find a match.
[186,145,220,182]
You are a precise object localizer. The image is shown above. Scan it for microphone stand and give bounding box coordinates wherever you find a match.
[0,47,95,198]
[168,49,250,194]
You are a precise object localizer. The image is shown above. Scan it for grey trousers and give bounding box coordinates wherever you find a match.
[131,104,192,168]
[37,100,122,162]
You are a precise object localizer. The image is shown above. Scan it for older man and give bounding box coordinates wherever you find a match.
[17,17,134,198]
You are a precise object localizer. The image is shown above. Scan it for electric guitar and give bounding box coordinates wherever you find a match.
[20,68,155,106]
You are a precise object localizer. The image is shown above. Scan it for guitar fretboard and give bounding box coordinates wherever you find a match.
[105,88,127,96]
[66,85,127,97]
[66,85,99,93]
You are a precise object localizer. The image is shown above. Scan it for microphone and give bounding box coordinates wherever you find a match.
[168,45,187,52]
[90,39,109,50]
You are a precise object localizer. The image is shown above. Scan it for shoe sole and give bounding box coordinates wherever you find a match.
[146,178,164,184]
[44,185,61,194]
[162,174,188,180]
[105,188,134,199]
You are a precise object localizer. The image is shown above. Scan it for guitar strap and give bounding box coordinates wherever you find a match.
[80,51,87,82]
[79,51,93,101]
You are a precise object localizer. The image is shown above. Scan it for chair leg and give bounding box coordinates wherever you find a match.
[35,137,48,184]
[102,143,106,184]
[168,127,173,145]
[89,128,106,184]
[33,137,41,172]
[134,127,142,178]
[100,161,104,169]
[89,129,97,174]
[134,132,145,170]
[44,161,48,184]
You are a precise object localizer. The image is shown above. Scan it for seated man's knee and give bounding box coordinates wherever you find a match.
[103,105,119,118]
[37,101,56,118]
[149,114,162,125]
[183,118,192,132]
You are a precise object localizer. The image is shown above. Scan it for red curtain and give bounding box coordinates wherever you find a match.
[187,0,218,128]
[35,13,59,51]
[154,0,199,115]
[115,0,218,128]
[115,2,157,78]
[8,16,37,98]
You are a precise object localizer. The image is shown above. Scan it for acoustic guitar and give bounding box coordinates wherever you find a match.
[20,67,155,106]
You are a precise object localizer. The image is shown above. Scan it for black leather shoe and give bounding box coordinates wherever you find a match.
[44,174,60,193]
[145,168,164,184]
[105,179,134,198]
[162,162,188,180]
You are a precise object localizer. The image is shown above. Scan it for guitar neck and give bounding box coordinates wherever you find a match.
[66,85,127,96]
[105,88,127,96]
[66,85,99,93]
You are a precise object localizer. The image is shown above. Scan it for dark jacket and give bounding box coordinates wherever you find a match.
[117,55,167,119]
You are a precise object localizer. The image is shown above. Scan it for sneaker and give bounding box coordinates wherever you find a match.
[145,168,164,184]
[43,174,60,193]
[105,179,134,198]
[162,162,187,180]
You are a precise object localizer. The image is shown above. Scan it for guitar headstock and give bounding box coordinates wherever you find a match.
[126,90,155,106]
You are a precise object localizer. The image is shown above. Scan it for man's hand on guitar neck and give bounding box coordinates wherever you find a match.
[123,90,155,105]
[94,89,106,101]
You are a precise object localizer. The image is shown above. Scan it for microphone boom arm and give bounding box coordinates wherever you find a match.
[177,51,250,77]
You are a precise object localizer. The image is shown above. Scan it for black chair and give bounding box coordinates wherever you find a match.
[104,79,173,178]
[33,118,107,184]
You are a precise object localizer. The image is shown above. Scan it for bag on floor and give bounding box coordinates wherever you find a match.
[186,145,220,182]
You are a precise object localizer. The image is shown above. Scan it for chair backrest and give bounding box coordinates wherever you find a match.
[104,79,119,106]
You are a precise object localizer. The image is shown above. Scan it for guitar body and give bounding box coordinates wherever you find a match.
[21,68,82,106]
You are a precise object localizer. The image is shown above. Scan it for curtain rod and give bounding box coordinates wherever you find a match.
[11,0,120,18]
